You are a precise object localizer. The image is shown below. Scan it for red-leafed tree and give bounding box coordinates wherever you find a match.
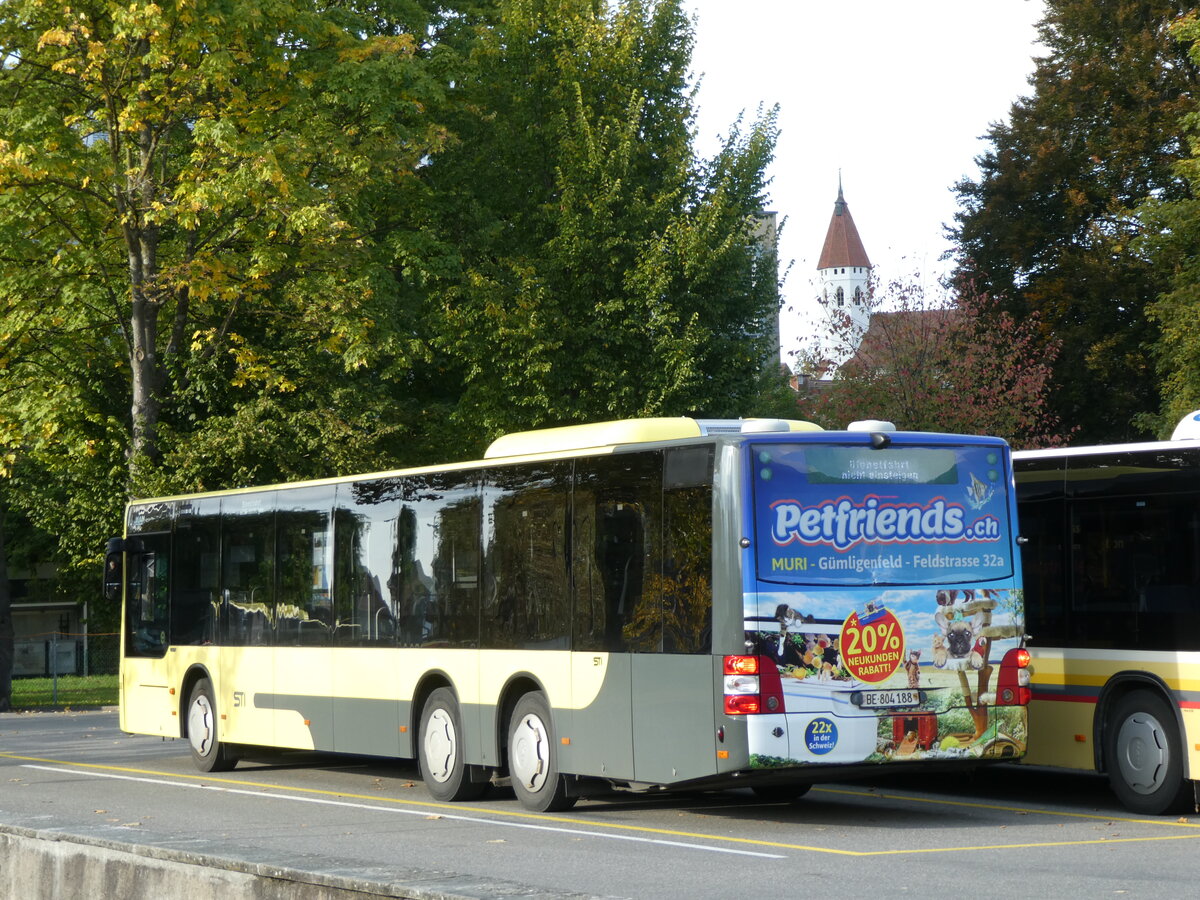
[793,275,1072,450]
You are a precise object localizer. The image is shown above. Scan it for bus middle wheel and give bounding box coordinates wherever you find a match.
[508,691,576,813]
[418,687,489,802]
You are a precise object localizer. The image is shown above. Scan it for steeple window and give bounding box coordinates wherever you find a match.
[836,287,844,307]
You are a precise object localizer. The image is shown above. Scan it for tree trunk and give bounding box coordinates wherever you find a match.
[129,290,161,482]
[121,50,164,489]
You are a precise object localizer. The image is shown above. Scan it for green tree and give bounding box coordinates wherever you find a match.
[950,0,1199,442]
[411,0,783,443]
[0,0,445,696]
[795,275,1069,449]
[1136,14,1200,432]
[0,0,443,492]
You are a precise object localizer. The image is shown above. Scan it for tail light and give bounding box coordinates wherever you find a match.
[995,646,1031,706]
[723,655,785,715]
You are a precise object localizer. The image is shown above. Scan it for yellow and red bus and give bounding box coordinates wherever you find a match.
[105,417,1029,811]
[1015,413,1200,814]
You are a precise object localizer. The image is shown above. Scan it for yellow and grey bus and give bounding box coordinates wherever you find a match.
[105,417,1029,811]
[1015,413,1200,815]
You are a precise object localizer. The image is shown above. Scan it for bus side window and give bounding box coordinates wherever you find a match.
[1019,497,1067,647]
[1070,493,1200,651]
[1016,459,1067,648]
[172,498,221,646]
[221,495,276,647]
[401,472,480,648]
[483,462,571,650]
[276,486,334,647]
[573,452,662,653]
[662,447,714,654]
[334,478,402,646]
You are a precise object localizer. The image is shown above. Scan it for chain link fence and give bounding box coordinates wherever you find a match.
[9,632,120,709]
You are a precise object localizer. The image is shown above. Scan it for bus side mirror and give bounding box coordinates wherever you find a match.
[103,537,125,602]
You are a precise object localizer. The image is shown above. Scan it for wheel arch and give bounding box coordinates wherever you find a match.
[495,673,548,770]
[1094,670,1187,778]
[178,664,216,739]
[407,669,455,759]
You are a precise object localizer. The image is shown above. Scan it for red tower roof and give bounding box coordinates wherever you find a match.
[817,183,871,270]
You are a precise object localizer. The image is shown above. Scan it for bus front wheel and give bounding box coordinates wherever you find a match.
[187,678,238,773]
[508,691,576,813]
[1105,689,1190,815]
[418,687,489,802]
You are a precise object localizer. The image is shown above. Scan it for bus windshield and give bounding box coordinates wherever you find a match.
[752,442,1014,586]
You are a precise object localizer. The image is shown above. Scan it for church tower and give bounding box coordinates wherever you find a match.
[816,178,871,349]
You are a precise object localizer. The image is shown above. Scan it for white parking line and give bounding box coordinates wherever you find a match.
[21,764,787,859]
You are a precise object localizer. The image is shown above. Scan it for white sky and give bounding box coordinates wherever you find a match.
[681,0,1046,362]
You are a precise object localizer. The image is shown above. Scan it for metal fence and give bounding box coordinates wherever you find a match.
[10,632,120,708]
[13,631,119,678]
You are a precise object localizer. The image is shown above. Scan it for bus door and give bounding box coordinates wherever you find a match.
[568,484,637,781]
[632,447,718,785]
[570,448,718,786]
[121,521,175,737]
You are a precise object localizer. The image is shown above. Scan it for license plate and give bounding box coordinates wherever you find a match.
[857,689,920,709]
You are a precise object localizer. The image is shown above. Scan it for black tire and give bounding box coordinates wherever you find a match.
[418,687,489,802]
[751,783,812,803]
[508,691,576,813]
[1104,689,1191,815]
[186,678,238,773]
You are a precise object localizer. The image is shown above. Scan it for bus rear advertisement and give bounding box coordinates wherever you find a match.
[743,440,1028,770]
[105,416,1029,812]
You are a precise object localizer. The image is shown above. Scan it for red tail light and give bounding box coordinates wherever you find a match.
[724,655,760,676]
[723,655,785,715]
[995,646,1032,706]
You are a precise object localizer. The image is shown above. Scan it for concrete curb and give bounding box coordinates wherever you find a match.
[0,823,598,900]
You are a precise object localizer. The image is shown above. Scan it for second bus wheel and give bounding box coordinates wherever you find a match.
[418,687,490,802]
[1104,689,1191,815]
[186,678,239,773]
[508,691,576,813]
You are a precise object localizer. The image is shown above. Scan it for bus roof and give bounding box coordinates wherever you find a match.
[482,417,823,459]
[1013,409,1200,460]
[128,417,1004,507]
[1014,437,1200,460]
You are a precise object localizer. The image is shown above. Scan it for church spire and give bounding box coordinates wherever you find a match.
[816,177,872,357]
[818,177,870,270]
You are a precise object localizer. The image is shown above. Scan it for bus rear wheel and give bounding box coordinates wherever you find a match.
[1105,690,1190,815]
[418,687,489,802]
[187,678,238,773]
[508,691,576,813]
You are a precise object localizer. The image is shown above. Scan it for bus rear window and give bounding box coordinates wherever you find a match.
[752,442,1013,586]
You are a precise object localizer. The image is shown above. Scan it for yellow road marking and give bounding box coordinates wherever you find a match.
[812,784,1200,826]
[4,751,1199,857]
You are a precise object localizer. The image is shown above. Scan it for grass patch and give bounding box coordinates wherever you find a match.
[11,674,118,709]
